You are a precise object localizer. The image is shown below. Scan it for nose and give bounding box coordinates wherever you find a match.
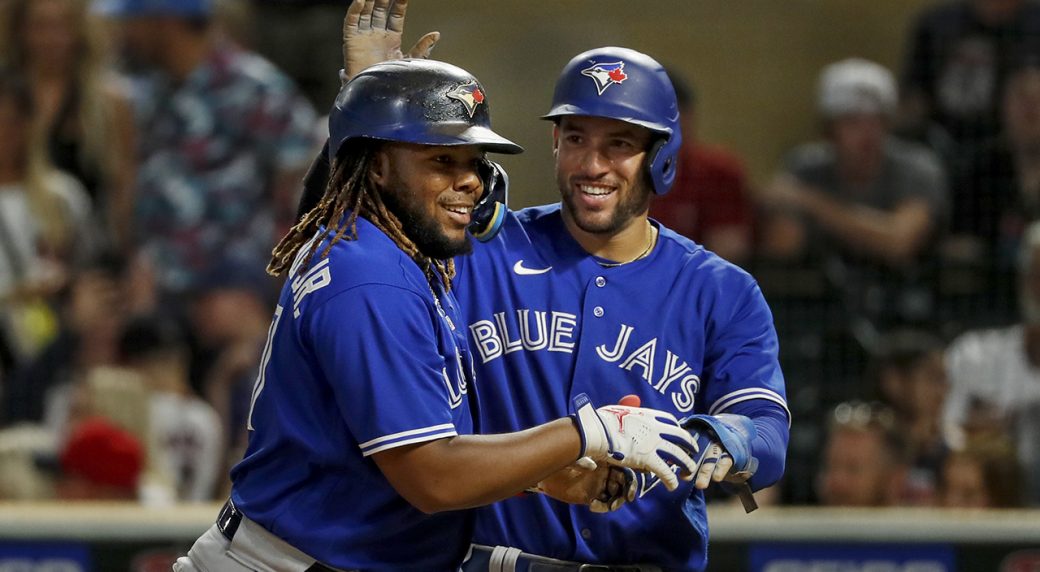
[454,165,482,196]
[577,147,611,178]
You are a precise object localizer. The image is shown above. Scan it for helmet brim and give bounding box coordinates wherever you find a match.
[542,104,673,138]
[420,123,524,155]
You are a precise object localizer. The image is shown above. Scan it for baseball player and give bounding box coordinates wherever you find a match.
[332,6,791,570]
[174,55,703,572]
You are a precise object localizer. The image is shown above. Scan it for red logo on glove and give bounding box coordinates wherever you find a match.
[603,407,632,432]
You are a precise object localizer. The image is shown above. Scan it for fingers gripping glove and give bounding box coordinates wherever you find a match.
[680,413,760,512]
[590,465,637,513]
[571,393,699,492]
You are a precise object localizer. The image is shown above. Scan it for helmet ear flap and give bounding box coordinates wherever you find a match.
[471,159,510,242]
[646,135,680,195]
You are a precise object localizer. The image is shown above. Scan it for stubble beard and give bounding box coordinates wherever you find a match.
[559,175,653,235]
[378,181,473,260]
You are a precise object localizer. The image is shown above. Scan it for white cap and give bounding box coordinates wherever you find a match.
[817,58,897,118]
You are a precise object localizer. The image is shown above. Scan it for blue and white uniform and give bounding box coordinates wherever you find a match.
[454,205,790,571]
[231,215,475,572]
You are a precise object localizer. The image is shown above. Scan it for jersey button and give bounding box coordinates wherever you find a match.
[595,276,606,287]
[593,306,604,317]
[581,528,592,539]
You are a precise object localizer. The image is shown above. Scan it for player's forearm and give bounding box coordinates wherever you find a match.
[724,400,790,491]
[374,418,581,514]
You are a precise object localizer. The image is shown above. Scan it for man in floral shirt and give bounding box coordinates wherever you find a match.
[97,0,319,298]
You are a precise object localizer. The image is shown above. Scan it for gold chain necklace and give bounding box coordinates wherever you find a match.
[596,222,658,268]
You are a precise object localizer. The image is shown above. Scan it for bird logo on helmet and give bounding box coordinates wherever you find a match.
[447,81,486,118]
[543,47,682,196]
[581,61,629,95]
[327,59,521,164]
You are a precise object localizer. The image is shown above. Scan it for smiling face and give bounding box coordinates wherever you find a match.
[370,142,484,259]
[553,115,654,236]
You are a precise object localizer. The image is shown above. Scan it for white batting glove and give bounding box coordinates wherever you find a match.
[571,394,699,492]
[342,0,440,82]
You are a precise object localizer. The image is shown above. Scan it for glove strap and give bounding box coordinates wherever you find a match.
[570,393,609,459]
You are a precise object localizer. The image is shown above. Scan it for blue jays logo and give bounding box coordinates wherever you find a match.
[447,81,485,118]
[581,61,628,95]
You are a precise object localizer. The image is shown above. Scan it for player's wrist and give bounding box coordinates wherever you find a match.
[570,393,609,460]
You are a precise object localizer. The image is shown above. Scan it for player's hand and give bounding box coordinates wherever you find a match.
[342,0,440,81]
[692,442,736,489]
[571,394,698,492]
[533,457,636,512]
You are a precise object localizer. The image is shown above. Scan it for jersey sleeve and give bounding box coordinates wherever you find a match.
[307,284,461,456]
[701,281,790,426]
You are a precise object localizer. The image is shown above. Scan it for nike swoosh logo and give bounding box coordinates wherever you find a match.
[513,260,552,275]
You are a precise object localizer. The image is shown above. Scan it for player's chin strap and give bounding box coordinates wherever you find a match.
[295,139,510,242]
[680,413,760,513]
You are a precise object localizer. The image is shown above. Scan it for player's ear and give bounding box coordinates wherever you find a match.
[551,124,561,156]
[368,147,391,189]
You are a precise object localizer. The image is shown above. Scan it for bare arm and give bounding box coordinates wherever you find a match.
[765,174,934,266]
[372,418,580,513]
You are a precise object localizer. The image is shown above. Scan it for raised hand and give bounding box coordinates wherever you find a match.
[342,0,440,80]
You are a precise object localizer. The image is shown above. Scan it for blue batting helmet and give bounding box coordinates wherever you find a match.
[543,47,682,195]
[328,59,522,163]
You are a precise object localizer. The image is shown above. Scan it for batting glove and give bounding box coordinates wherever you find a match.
[571,394,699,492]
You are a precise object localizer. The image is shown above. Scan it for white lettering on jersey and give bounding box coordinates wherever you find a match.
[470,311,703,413]
[596,324,634,362]
[442,348,468,409]
[618,338,657,383]
[469,320,502,363]
[655,351,693,393]
[494,312,524,354]
[518,309,549,350]
[469,310,578,363]
[671,373,701,413]
[291,258,332,318]
[548,311,578,352]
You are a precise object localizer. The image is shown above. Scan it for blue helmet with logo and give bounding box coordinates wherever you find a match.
[543,47,682,195]
[328,59,522,163]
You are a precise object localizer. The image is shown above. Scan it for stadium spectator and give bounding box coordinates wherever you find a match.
[760,58,948,332]
[649,68,754,265]
[55,416,143,500]
[899,0,1040,158]
[1,0,137,250]
[95,0,318,300]
[121,315,223,502]
[0,69,97,369]
[949,59,1040,323]
[187,259,275,495]
[818,401,908,507]
[939,437,1023,508]
[944,220,1040,505]
[872,330,951,505]
[2,254,125,426]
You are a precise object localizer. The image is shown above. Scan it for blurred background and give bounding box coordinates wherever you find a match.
[2,0,1040,570]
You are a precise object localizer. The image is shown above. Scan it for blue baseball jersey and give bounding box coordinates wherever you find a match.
[453,204,789,571]
[230,216,475,572]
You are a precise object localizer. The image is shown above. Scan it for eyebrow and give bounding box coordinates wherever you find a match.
[561,124,645,140]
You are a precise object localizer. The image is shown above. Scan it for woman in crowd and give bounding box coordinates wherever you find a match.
[1,0,135,250]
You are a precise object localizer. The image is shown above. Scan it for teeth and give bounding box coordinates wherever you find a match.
[445,206,472,215]
[579,184,613,196]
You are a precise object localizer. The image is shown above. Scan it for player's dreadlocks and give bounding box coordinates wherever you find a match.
[267,141,455,291]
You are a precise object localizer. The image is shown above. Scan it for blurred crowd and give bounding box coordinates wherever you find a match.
[1,0,1040,510]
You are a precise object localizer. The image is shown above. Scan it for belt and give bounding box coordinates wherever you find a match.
[217,499,338,572]
[465,545,660,572]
